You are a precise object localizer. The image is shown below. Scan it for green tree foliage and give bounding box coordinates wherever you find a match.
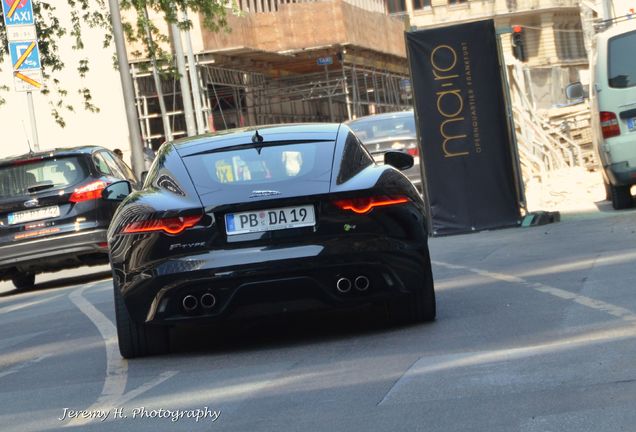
[0,0,230,126]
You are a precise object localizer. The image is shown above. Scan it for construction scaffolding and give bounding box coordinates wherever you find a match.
[130,57,412,148]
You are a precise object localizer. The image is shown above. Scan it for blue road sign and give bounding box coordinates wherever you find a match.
[9,40,41,70]
[2,0,34,27]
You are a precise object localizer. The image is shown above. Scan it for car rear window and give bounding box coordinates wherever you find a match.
[0,156,89,199]
[608,30,636,88]
[349,114,415,141]
[184,142,335,186]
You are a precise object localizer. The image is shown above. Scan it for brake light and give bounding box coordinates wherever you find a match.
[12,157,44,166]
[122,215,203,235]
[600,111,620,139]
[333,196,409,214]
[69,180,108,203]
[407,147,419,157]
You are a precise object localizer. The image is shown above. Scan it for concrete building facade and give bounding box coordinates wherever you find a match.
[389,0,590,109]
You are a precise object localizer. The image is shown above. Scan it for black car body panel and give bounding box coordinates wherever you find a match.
[108,124,435,357]
[0,146,137,287]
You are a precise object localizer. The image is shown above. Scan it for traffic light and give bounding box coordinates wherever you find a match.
[512,25,527,62]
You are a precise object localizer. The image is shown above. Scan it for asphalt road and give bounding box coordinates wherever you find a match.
[1,209,636,432]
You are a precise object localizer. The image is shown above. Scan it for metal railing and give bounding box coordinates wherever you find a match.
[508,64,589,180]
[234,0,386,14]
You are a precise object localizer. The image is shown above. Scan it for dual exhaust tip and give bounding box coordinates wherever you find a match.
[336,275,370,293]
[184,276,368,309]
[182,293,216,312]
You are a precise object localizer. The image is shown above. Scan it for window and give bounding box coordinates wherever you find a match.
[93,153,112,176]
[184,142,335,186]
[386,0,407,14]
[337,132,374,185]
[448,0,467,4]
[412,0,431,9]
[100,151,126,179]
[608,30,636,88]
[0,157,88,199]
[555,21,586,61]
[348,114,416,142]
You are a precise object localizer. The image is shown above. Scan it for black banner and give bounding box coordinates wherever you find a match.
[406,20,521,235]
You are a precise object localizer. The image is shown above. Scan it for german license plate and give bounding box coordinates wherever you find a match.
[8,206,60,225]
[225,205,315,235]
[628,117,636,132]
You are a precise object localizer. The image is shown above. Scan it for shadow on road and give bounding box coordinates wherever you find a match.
[0,270,112,298]
[169,305,412,357]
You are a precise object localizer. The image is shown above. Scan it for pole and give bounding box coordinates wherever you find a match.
[496,33,527,213]
[143,6,173,142]
[182,10,206,134]
[107,0,145,179]
[601,0,612,20]
[26,91,39,151]
[340,55,352,121]
[325,65,334,122]
[170,21,197,136]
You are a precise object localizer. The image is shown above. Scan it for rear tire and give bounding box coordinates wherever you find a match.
[387,262,436,324]
[114,281,169,359]
[12,272,35,290]
[610,184,632,210]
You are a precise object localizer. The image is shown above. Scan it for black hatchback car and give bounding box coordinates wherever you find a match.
[0,146,137,290]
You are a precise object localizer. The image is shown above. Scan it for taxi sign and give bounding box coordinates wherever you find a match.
[2,0,35,27]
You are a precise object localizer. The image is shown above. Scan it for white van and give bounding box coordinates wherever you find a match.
[570,19,636,209]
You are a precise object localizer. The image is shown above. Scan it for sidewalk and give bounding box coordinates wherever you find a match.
[523,167,636,219]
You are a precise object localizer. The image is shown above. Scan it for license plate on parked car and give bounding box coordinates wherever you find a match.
[225,205,315,235]
[8,206,60,225]
[628,117,636,132]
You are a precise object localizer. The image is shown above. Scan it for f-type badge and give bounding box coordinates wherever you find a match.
[24,198,39,208]
[249,190,281,198]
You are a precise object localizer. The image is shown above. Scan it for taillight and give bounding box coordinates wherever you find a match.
[407,147,419,157]
[12,157,44,166]
[333,196,409,214]
[122,215,203,235]
[600,111,620,139]
[69,180,108,203]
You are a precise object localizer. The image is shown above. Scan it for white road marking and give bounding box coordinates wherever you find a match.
[68,284,128,405]
[432,260,636,322]
[0,354,53,380]
[67,282,178,426]
[378,260,636,405]
[379,323,636,405]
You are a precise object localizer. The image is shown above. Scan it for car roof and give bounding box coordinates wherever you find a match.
[345,111,414,124]
[597,18,636,41]
[173,123,342,156]
[0,146,105,166]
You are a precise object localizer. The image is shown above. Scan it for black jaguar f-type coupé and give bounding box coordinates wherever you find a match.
[105,123,435,358]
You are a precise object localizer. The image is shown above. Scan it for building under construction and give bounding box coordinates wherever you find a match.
[129,0,412,148]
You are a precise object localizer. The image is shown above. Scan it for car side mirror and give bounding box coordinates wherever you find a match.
[566,82,587,99]
[384,151,414,171]
[102,180,132,201]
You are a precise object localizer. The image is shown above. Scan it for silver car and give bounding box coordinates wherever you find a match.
[346,111,422,192]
